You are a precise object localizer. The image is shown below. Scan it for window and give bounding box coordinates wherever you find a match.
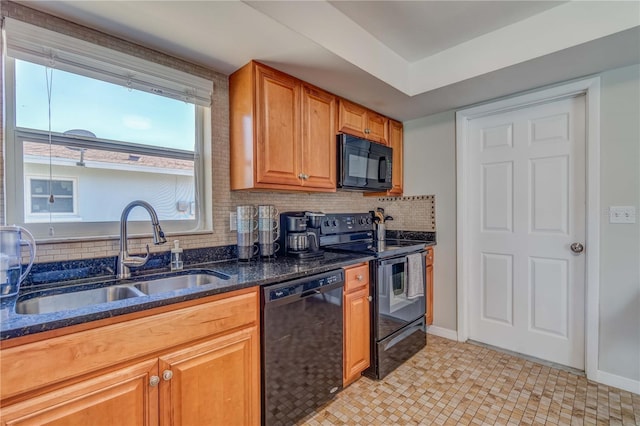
[3,18,213,240]
[28,177,77,217]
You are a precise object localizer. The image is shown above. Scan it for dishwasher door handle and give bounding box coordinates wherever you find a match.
[301,289,321,298]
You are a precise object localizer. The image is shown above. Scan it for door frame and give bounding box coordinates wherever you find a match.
[455,77,601,381]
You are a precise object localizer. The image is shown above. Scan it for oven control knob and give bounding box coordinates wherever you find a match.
[332,220,339,227]
[324,220,331,227]
[366,217,372,225]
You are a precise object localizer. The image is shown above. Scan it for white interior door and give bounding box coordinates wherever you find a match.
[467,95,586,369]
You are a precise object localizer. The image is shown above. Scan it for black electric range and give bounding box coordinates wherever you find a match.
[326,239,427,258]
[319,213,428,380]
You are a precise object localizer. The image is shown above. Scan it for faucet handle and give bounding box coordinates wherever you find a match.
[122,244,150,268]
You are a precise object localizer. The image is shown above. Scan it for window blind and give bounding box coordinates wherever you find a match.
[3,17,212,107]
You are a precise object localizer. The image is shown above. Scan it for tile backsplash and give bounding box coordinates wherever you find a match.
[2,1,435,264]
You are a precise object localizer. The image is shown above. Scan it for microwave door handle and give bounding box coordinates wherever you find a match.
[378,157,387,182]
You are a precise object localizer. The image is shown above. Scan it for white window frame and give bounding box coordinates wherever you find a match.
[25,175,79,221]
[2,19,213,241]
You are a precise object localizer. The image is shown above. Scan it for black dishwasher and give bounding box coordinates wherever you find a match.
[261,269,344,426]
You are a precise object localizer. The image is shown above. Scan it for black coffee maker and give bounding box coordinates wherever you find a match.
[279,211,325,259]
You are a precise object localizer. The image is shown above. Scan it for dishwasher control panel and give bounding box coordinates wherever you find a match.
[265,270,344,302]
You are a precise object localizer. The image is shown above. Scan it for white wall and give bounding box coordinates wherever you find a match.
[403,63,640,385]
[404,110,457,331]
[24,163,195,222]
[598,64,640,382]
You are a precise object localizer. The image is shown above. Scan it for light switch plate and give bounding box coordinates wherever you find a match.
[609,206,636,224]
[230,212,237,231]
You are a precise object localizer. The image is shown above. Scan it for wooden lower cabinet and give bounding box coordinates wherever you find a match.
[426,247,434,326]
[0,288,260,426]
[0,360,158,426]
[159,326,259,426]
[343,263,371,387]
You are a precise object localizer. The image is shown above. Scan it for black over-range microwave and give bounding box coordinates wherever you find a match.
[337,133,393,192]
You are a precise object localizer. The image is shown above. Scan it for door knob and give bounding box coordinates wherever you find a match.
[570,242,584,253]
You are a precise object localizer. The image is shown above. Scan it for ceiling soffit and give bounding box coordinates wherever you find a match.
[246,1,640,97]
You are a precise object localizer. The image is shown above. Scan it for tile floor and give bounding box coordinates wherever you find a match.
[302,335,640,425]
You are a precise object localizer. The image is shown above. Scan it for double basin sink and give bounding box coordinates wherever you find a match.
[15,273,229,316]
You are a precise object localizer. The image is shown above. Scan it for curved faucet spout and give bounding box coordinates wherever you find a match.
[118,200,167,279]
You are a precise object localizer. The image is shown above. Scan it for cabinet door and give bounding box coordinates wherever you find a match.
[365,110,389,145]
[301,84,336,190]
[1,360,158,426]
[388,119,403,195]
[159,326,260,426]
[338,99,367,138]
[344,287,371,386]
[426,247,434,326]
[255,64,301,187]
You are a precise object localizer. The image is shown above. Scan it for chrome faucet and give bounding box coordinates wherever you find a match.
[118,200,167,279]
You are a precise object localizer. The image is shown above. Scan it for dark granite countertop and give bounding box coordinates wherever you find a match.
[0,252,372,341]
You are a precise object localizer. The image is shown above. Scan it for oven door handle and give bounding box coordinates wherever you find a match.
[382,320,425,351]
[379,256,410,267]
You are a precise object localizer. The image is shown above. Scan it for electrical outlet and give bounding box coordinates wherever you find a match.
[609,206,636,224]
[230,212,237,231]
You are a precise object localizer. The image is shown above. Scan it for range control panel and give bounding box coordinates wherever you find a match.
[320,213,373,235]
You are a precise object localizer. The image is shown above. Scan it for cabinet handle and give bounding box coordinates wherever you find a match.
[162,370,173,381]
[298,173,304,179]
[304,174,309,180]
[356,274,363,281]
[365,128,370,134]
[149,375,160,387]
[368,296,373,302]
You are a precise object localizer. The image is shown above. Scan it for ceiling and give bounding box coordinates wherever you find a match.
[17,1,640,121]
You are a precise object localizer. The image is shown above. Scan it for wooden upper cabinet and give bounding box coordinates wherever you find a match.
[230,61,336,192]
[255,65,301,187]
[365,110,389,145]
[338,99,389,145]
[388,119,403,195]
[365,119,403,197]
[301,84,336,190]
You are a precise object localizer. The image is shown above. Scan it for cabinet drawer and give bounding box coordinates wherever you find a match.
[1,288,258,401]
[344,263,369,293]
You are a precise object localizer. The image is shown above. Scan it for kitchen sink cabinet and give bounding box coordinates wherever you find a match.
[0,288,260,426]
[338,98,389,146]
[159,327,259,426]
[0,359,159,426]
[343,263,371,387]
[426,247,434,326]
[230,61,336,192]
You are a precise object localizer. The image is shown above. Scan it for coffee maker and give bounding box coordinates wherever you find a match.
[279,212,325,259]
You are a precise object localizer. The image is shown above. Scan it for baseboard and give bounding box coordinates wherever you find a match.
[426,325,458,341]
[596,370,640,395]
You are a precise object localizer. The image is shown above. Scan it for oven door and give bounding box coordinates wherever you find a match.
[376,252,426,341]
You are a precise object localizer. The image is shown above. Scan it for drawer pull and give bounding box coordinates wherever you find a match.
[356,274,363,281]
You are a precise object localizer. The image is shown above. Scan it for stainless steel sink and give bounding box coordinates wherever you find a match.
[134,273,226,296]
[15,272,230,315]
[15,285,146,315]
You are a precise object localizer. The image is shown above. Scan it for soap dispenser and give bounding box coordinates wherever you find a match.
[171,240,184,271]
